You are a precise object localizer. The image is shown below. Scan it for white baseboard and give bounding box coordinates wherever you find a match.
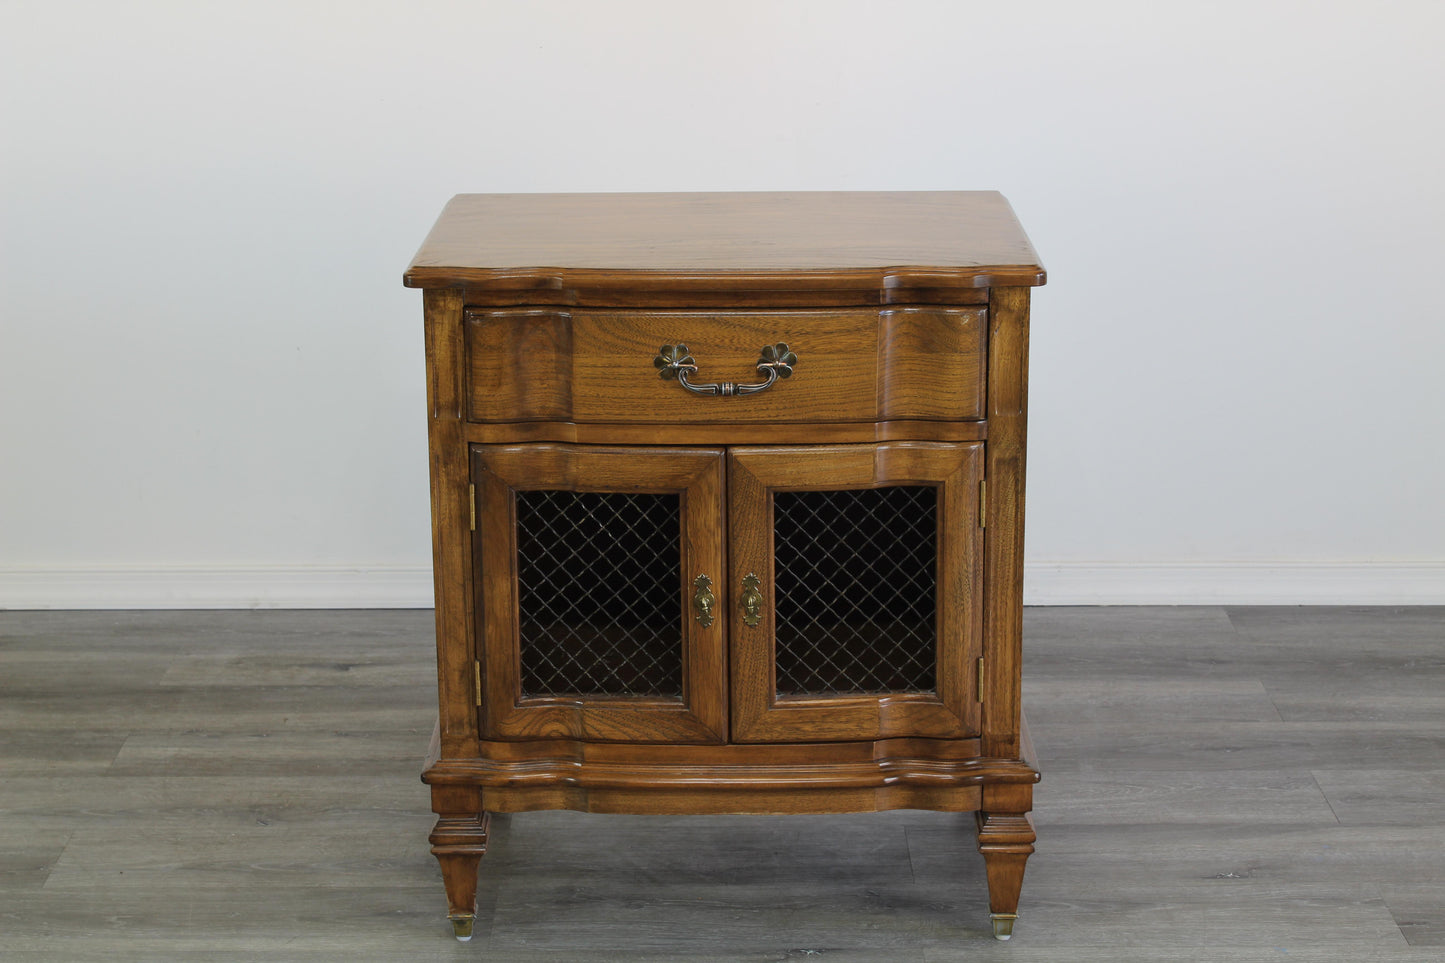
[1024,561,1445,606]
[0,561,1440,610]
[0,565,436,610]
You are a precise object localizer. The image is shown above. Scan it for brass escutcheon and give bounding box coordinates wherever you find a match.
[692,574,717,627]
[740,572,764,627]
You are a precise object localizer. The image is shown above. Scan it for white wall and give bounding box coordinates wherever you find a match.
[2,0,1442,607]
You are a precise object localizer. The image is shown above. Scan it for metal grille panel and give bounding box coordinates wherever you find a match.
[514,490,684,698]
[772,486,937,695]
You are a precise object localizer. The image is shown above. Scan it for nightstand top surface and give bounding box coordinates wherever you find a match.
[404,191,1044,292]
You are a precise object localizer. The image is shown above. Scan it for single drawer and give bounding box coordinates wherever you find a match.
[464,307,986,425]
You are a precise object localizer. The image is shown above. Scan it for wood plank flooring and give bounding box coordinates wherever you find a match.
[1,607,1441,960]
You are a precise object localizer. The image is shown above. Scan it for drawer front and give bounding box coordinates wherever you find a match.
[465,307,986,425]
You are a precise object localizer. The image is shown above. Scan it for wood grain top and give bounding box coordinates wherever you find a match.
[403,192,1045,298]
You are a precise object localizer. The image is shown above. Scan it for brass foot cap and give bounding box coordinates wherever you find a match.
[990,913,1018,941]
[450,916,475,942]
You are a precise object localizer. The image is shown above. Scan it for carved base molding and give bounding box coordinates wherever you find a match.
[424,736,1039,815]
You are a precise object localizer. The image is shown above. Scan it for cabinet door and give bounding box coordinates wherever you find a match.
[729,443,983,743]
[472,444,727,743]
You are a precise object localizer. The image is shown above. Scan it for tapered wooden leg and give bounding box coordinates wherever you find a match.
[430,812,490,941]
[976,810,1035,941]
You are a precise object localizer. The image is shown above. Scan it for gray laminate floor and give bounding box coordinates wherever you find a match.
[1,607,1442,961]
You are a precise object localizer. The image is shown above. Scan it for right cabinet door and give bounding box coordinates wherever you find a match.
[728,442,985,743]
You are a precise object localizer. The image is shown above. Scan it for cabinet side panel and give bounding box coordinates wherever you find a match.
[982,287,1030,759]
[425,288,479,755]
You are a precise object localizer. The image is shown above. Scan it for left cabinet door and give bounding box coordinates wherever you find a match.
[471,444,728,743]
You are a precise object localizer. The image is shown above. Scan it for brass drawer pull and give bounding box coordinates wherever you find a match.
[654,343,797,397]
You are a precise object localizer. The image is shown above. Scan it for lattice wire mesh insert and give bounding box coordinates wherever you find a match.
[514,490,684,698]
[772,486,938,695]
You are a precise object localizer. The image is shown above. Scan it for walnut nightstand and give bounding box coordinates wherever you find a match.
[404,191,1044,942]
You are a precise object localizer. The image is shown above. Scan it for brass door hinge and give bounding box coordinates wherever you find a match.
[979,479,987,528]
[474,660,482,707]
[469,483,476,532]
[976,657,986,702]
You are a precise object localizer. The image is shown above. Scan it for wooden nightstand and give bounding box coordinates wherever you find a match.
[404,191,1044,942]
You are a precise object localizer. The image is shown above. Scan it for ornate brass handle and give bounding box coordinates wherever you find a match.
[654,343,798,397]
[739,572,764,627]
[692,574,717,627]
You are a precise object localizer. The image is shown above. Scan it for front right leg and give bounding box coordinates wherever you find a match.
[976,809,1034,940]
[430,810,490,941]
